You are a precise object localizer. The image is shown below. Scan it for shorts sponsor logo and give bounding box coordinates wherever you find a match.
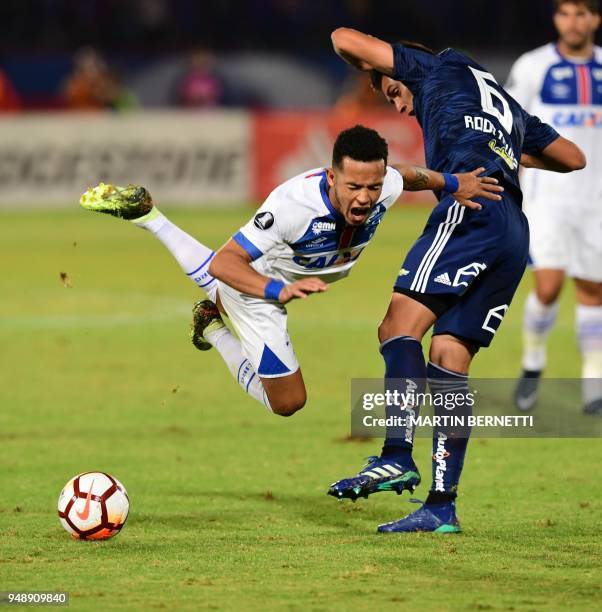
[433,432,449,492]
[254,211,274,230]
[434,272,452,286]
[453,262,487,288]
[312,220,336,235]
[398,268,411,277]
[482,304,509,334]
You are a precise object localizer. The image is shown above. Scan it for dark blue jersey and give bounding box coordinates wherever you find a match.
[392,44,560,202]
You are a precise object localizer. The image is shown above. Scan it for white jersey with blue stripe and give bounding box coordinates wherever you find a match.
[506,43,602,207]
[232,167,403,284]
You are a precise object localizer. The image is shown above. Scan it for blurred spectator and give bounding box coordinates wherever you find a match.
[0,68,20,112]
[63,47,137,111]
[334,72,387,116]
[177,49,223,108]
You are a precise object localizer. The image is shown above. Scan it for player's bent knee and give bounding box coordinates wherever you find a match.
[533,271,564,305]
[261,371,307,416]
[269,394,306,417]
[535,286,561,306]
[377,293,436,342]
[429,335,477,374]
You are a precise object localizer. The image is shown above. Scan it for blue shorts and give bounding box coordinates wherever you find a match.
[394,193,529,347]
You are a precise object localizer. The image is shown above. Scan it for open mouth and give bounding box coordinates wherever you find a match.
[349,207,370,223]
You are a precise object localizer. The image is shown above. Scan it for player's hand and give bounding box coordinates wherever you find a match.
[278,278,329,304]
[453,167,504,211]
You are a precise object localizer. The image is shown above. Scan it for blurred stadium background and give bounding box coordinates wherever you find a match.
[1,0,600,210]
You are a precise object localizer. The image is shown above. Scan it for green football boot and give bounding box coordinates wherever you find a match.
[79,182,154,220]
[190,300,225,352]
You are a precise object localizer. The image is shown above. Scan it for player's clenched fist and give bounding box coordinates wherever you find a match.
[278,278,329,303]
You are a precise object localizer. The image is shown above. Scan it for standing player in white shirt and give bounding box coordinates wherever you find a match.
[506,0,602,414]
[80,125,501,417]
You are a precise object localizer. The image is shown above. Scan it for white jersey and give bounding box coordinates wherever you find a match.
[232,166,403,284]
[505,43,602,208]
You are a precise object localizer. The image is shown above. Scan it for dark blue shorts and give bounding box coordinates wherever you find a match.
[394,193,529,347]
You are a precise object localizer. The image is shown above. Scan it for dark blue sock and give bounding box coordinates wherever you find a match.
[379,335,426,465]
[427,361,472,501]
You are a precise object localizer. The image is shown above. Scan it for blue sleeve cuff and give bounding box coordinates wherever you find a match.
[443,173,459,193]
[233,231,263,261]
[392,43,406,81]
[264,279,285,301]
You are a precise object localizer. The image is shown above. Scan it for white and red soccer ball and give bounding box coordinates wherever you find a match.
[57,472,129,540]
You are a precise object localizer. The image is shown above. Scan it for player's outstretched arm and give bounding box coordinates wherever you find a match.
[520,136,586,173]
[331,28,394,74]
[209,240,328,305]
[394,164,504,210]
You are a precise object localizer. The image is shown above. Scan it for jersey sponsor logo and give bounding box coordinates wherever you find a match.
[453,262,487,288]
[463,116,518,168]
[552,110,602,128]
[292,246,365,269]
[551,83,571,99]
[488,139,518,170]
[551,66,573,81]
[254,211,274,230]
[434,272,452,286]
[311,220,336,235]
[305,236,329,248]
[482,304,509,334]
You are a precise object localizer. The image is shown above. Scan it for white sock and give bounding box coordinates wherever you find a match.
[133,208,217,298]
[205,326,272,411]
[576,304,602,405]
[522,291,559,371]
[132,209,270,406]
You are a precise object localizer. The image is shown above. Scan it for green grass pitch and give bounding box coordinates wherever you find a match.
[1,206,600,611]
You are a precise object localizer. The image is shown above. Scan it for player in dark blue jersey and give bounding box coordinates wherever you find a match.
[328,29,586,533]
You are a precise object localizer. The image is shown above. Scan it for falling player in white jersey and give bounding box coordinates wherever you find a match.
[506,0,602,414]
[80,125,502,416]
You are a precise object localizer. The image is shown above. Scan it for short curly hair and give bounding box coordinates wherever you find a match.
[332,125,388,169]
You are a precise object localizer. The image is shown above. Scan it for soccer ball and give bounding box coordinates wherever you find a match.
[57,472,129,540]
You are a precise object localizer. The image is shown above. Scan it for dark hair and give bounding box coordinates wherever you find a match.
[370,40,436,91]
[332,125,388,169]
[554,0,599,12]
